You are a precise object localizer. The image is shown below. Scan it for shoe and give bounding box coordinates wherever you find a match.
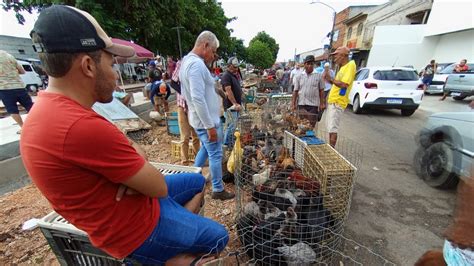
[211,190,235,201]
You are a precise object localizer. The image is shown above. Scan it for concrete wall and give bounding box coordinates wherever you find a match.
[0,35,38,60]
[432,29,474,64]
[363,0,433,49]
[367,25,473,70]
[367,25,438,70]
[425,0,474,36]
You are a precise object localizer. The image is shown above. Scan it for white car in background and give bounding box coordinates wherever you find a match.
[348,67,424,116]
[17,59,43,92]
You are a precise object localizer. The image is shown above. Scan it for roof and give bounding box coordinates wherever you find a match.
[344,12,368,25]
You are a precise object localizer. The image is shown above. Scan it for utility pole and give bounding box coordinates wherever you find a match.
[172,26,185,59]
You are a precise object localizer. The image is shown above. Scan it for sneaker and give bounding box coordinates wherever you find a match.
[211,190,235,201]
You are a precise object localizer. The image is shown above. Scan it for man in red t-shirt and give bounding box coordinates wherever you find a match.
[454,59,469,73]
[21,5,228,265]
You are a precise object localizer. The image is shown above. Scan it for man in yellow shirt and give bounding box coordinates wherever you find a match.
[323,47,356,147]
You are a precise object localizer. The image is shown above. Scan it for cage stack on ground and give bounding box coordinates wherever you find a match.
[229,115,361,265]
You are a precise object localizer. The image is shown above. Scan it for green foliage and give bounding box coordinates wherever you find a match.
[2,0,235,59]
[249,31,279,61]
[223,37,246,62]
[247,40,273,69]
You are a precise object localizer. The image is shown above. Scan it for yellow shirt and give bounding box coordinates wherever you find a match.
[327,60,356,109]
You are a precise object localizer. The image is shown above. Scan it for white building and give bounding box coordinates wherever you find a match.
[295,48,324,63]
[367,0,474,70]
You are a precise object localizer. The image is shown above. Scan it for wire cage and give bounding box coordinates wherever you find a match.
[202,232,396,266]
[223,102,369,265]
[230,128,360,265]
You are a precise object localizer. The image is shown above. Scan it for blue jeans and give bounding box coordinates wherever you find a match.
[223,111,239,147]
[194,125,225,192]
[130,173,229,265]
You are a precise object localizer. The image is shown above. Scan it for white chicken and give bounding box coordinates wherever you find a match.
[252,166,271,186]
[275,188,297,208]
[149,111,163,121]
[243,201,262,219]
[263,202,284,220]
[276,242,317,266]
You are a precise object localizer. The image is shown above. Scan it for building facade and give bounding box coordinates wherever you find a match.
[367,0,474,70]
[0,35,38,61]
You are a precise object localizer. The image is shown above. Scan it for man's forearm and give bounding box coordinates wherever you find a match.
[225,87,238,105]
[291,90,298,108]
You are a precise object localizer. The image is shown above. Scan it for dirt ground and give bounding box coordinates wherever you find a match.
[0,117,240,264]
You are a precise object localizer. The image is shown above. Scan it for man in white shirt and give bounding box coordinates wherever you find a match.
[289,63,302,93]
[179,31,235,201]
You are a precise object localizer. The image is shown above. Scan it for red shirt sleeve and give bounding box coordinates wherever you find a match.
[62,115,146,183]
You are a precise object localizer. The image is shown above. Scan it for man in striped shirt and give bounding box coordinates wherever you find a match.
[291,55,326,128]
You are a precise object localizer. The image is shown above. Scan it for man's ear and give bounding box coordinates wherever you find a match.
[80,55,97,78]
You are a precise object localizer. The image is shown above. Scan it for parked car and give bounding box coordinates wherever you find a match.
[443,69,474,100]
[348,66,424,116]
[414,111,474,189]
[17,59,43,92]
[425,63,474,94]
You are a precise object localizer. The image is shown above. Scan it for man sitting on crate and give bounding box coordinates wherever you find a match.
[291,55,326,128]
[20,5,228,265]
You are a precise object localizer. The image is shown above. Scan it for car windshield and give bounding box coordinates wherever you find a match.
[439,63,474,74]
[22,64,33,72]
[373,69,418,81]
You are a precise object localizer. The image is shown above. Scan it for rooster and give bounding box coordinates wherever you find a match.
[252,166,271,186]
[288,170,321,196]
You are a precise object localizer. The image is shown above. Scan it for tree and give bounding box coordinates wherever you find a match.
[2,0,235,59]
[249,31,279,61]
[222,37,246,62]
[246,40,273,69]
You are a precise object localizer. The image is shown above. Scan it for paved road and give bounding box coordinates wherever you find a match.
[332,95,473,264]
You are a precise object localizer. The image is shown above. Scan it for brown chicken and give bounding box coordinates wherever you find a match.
[288,170,321,196]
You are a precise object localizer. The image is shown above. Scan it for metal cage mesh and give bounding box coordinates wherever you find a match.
[228,108,370,265]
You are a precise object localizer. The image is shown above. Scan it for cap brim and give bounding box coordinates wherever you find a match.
[104,44,136,58]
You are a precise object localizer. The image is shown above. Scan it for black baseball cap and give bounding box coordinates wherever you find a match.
[304,55,315,63]
[30,5,135,57]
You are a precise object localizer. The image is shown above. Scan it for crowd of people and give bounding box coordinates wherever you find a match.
[5,4,357,264]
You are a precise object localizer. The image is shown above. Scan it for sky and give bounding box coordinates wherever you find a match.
[0,1,388,61]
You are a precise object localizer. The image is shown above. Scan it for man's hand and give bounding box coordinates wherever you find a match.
[116,184,141,201]
[207,127,218,142]
[233,103,242,112]
[320,102,326,111]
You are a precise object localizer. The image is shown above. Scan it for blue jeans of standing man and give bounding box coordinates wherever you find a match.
[223,110,239,147]
[194,125,225,192]
[130,173,229,264]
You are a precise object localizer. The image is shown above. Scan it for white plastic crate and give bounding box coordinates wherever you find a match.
[37,162,202,265]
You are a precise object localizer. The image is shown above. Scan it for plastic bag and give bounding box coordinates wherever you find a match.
[227,131,243,173]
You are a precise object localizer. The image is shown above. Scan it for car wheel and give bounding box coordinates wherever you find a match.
[453,96,467,101]
[418,142,459,189]
[352,95,362,114]
[401,109,416,116]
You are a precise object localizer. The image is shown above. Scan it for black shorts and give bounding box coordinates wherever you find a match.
[0,89,33,114]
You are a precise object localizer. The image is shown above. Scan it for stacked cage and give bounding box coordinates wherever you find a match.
[232,113,359,265]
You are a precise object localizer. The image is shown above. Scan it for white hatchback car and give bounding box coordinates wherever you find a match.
[348,67,424,116]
